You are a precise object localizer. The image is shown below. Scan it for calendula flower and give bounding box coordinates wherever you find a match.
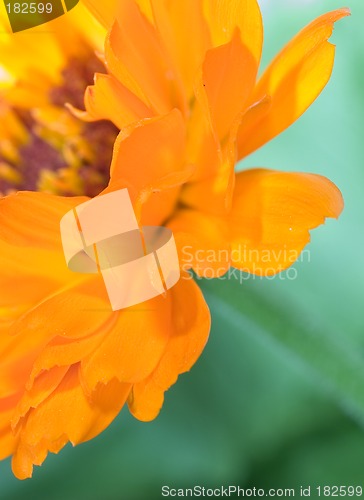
[0,3,118,196]
[0,0,348,479]
[80,0,348,276]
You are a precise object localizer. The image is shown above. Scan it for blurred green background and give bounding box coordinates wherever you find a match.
[0,0,363,498]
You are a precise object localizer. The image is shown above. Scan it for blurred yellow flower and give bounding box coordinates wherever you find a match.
[0,3,118,196]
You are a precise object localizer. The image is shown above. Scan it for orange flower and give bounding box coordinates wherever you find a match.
[0,0,348,479]
[80,0,348,275]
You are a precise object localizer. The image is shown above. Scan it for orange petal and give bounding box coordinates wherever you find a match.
[0,192,87,251]
[81,0,118,30]
[80,73,153,129]
[228,169,344,275]
[105,0,182,114]
[128,276,210,421]
[12,365,131,479]
[138,0,189,113]
[81,292,173,388]
[0,192,92,337]
[12,366,69,428]
[167,209,230,278]
[185,99,219,183]
[110,109,186,187]
[179,120,237,215]
[184,30,259,213]
[109,109,187,224]
[0,278,111,398]
[0,275,60,313]
[150,0,211,100]
[0,239,76,297]
[186,33,258,200]
[197,29,257,141]
[203,0,263,63]
[11,436,68,480]
[0,393,20,460]
[237,8,350,158]
[28,330,110,385]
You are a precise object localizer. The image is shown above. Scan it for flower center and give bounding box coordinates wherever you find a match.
[0,54,119,197]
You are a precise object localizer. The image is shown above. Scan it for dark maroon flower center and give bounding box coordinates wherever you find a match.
[0,54,118,197]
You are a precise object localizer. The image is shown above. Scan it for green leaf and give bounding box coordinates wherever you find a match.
[201,277,364,426]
